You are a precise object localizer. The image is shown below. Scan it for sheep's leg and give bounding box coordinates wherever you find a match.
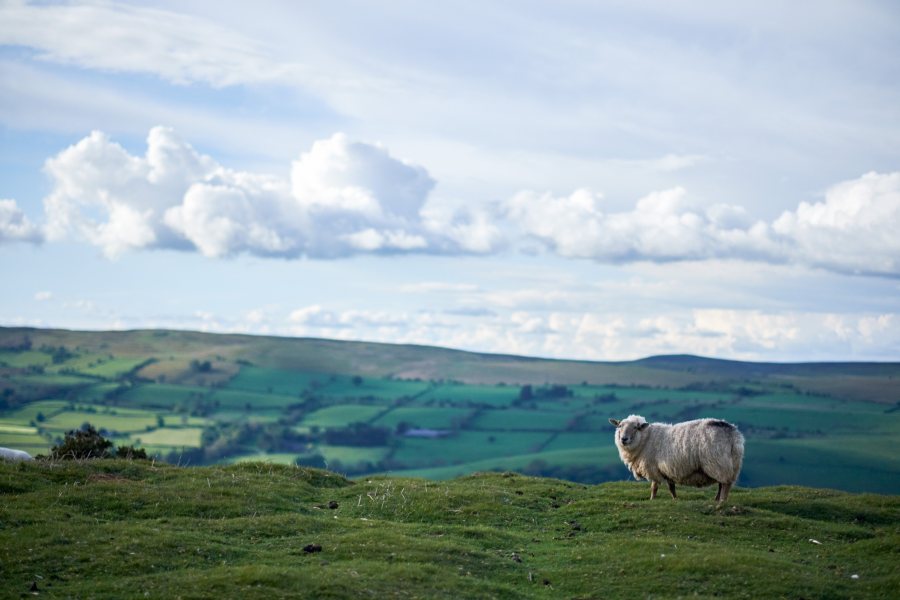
[715,483,722,502]
[667,480,677,499]
[650,481,659,500]
[717,482,732,504]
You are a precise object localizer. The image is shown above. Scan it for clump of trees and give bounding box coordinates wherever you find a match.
[190,359,213,373]
[48,424,148,460]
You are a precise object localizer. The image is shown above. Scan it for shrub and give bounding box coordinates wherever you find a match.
[50,424,147,460]
[116,445,148,460]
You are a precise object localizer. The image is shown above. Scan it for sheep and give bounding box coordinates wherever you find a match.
[608,415,744,503]
[0,447,34,462]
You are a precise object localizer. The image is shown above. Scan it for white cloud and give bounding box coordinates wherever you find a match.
[278,303,900,362]
[504,187,771,262]
[291,133,434,221]
[26,126,900,276]
[399,282,480,294]
[0,199,42,244]
[771,171,900,276]
[40,127,495,259]
[33,291,52,302]
[504,171,900,276]
[0,1,290,88]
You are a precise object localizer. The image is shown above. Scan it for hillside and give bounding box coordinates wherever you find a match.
[1,326,899,495]
[1,459,897,599]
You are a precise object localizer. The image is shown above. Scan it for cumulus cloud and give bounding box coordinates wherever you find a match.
[505,171,900,276]
[504,187,771,262]
[771,171,900,276]
[0,199,42,244]
[40,127,498,259]
[27,125,900,276]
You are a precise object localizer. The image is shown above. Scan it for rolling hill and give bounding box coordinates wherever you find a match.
[1,326,898,494]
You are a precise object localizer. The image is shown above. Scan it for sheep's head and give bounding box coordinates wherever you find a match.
[608,415,649,449]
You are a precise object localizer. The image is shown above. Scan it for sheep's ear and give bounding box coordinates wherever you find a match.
[608,418,620,427]
[638,422,650,430]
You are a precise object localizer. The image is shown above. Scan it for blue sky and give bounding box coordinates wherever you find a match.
[1,0,899,361]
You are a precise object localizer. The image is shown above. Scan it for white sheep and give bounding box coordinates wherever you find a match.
[608,414,744,503]
[0,447,34,461]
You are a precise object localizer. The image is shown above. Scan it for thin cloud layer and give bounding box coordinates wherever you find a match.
[0,1,289,88]
[40,127,496,259]
[281,304,900,362]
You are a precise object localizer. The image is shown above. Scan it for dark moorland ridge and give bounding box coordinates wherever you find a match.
[1,326,898,494]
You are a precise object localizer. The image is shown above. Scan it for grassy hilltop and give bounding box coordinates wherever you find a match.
[1,459,898,599]
[1,326,899,494]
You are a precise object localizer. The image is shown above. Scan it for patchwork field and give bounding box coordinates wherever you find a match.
[1,326,898,494]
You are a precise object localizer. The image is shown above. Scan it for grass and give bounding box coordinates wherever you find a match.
[0,459,896,599]
[301,405,388,428]
[314,376,431,401]
[416,384,520,407]
[317,445,391,467]
[0,428,49,455]
[74,357,151,379]
[392,431,552,468]
[226,366,323,396]
[39,406,159,434]
[387,446,621,480]
[0,399,70,423]
[228,452,304,465]
[208,389,301,410]
[373,407,473,430]
[131,427,204,448]
[470,409,575,431]
[118,383,210,409]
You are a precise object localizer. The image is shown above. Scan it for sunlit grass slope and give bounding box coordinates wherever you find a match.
[1,459,897,599]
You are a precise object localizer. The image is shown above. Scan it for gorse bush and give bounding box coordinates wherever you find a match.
[49,424,147,460]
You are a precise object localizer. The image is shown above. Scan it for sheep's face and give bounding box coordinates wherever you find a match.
[609,416,649,449]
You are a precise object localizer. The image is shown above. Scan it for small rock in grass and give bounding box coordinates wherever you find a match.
[328,500,339,509]
[303,543,323,553]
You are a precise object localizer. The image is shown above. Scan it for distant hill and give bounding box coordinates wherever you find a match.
[3,326,898,397]
[1,459,897,598]
[1,326,898,494]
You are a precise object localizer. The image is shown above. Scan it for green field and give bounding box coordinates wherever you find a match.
[1,326,898,495]
[208,388,300,410]
[118,383,210,409]
[391,430,552,469]
[416,383,520,407]
[301,405,386,428]
[133,426,204,448]
[470,409,575,431]
[313,376,430,401]
[40,406,159,433]
[373,406,473,430]
[226,366,322,395]
[2,460,896,599]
